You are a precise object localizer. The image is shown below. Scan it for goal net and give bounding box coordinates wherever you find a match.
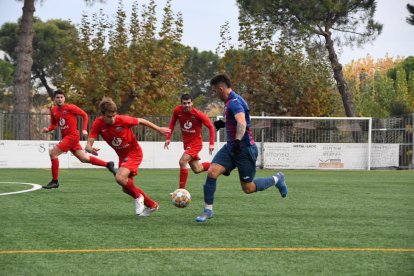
[216,116,400,170]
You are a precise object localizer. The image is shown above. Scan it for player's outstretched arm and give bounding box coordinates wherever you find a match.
[139,118,171,136]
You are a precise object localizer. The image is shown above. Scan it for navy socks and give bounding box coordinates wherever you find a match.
[253,176,275,191]
[203,176,217,204]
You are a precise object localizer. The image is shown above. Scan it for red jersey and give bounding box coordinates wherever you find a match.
[47,104,88,138]
[166,106,215,146]
[89,115,141,159]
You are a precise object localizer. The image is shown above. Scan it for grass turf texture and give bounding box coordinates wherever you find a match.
[0,168,413,275]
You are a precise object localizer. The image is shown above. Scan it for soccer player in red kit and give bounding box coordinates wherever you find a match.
[164,93,215,193]
[42,90,116,189]
[85,97,171,217]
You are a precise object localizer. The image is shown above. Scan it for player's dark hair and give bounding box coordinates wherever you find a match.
[210,74,232,88]
[53,90,64,98]
[99,96,117,115]
[181,93,192,102]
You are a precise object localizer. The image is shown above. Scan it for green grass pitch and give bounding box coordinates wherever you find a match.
[0,168,413,275]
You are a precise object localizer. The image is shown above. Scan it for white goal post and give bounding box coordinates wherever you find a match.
[216,116,399,170]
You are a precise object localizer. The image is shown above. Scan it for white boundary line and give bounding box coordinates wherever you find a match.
[0,182,42,196]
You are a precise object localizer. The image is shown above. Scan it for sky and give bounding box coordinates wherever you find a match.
[0,0,413,64]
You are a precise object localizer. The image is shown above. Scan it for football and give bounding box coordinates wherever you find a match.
[171,188,191,208]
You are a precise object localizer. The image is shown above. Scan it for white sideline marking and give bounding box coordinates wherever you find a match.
[0,182,42,196]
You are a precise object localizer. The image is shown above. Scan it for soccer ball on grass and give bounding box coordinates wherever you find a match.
[171,188,191,208]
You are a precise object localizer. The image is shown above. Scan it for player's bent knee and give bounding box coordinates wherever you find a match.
[49,147,57,157]
[207,170,220,179]
[241,183,256,194]
[207,165,225,178]
[114,176,126,186]
[192,168,203,174]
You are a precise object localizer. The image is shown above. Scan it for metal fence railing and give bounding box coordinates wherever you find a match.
[0,112,214,142]
[1,111,412,169]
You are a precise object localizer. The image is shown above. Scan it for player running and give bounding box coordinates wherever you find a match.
[195,74,288,223]
[164,93,215,193]
[85,97,170,217]
[42,90,116,189]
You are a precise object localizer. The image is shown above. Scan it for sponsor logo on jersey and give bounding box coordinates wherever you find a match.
[112,137,122,147]
[59,118,66,127]
[111,137,130,150]
[184,120,192,129]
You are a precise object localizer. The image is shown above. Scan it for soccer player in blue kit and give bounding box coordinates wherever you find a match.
[196,74,288,223]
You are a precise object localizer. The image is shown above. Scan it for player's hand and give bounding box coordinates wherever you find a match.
[81,129,88,138]
[232,139,242,155]
[159,127,171,137]
[209,144,214,155]
[85,146,100,156]
[90,148,100,156]
[214,120,225,131]
[164,140,170,150]
[42,127,49,133]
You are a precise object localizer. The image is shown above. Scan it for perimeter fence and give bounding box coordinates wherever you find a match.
[0,111,412,169]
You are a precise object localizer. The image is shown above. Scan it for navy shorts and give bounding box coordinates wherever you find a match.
[212,143,258,183]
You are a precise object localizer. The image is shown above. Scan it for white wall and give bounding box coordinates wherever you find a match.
[0,140,399,169]
[0,140,216,169]
[262,142,399,169]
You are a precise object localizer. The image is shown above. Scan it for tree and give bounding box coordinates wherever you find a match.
[216,8,341,117]
[388,56,414,81]
[182,47,219,106]
[13,0,35,140]
[219,46,340,116]
[0,18,78,98]
[237,0,383,118]
[344,56,414,117]
[63,0,186,115]
[0,59,14,109]
[407,2,414,25]
[11,0,104,140]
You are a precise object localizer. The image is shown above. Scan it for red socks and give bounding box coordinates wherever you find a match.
[89,156,108,167]
[51,158,59,181]
[178,164,209,189]
[179,168,189,189]
[124,178,157,208]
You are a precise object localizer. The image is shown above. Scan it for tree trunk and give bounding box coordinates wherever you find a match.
[324,33,363,142]
[325,32,361,143]
[36,69,54,98]
[324,33,356,117]
[118,91,137,114]
[12,0,35,140]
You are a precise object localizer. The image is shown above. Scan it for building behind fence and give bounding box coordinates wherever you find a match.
[0,111,412,169]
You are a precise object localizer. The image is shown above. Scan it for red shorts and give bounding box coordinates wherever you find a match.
[119,150,143,177]
[183,141,202,160]
[56,134,82,154]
